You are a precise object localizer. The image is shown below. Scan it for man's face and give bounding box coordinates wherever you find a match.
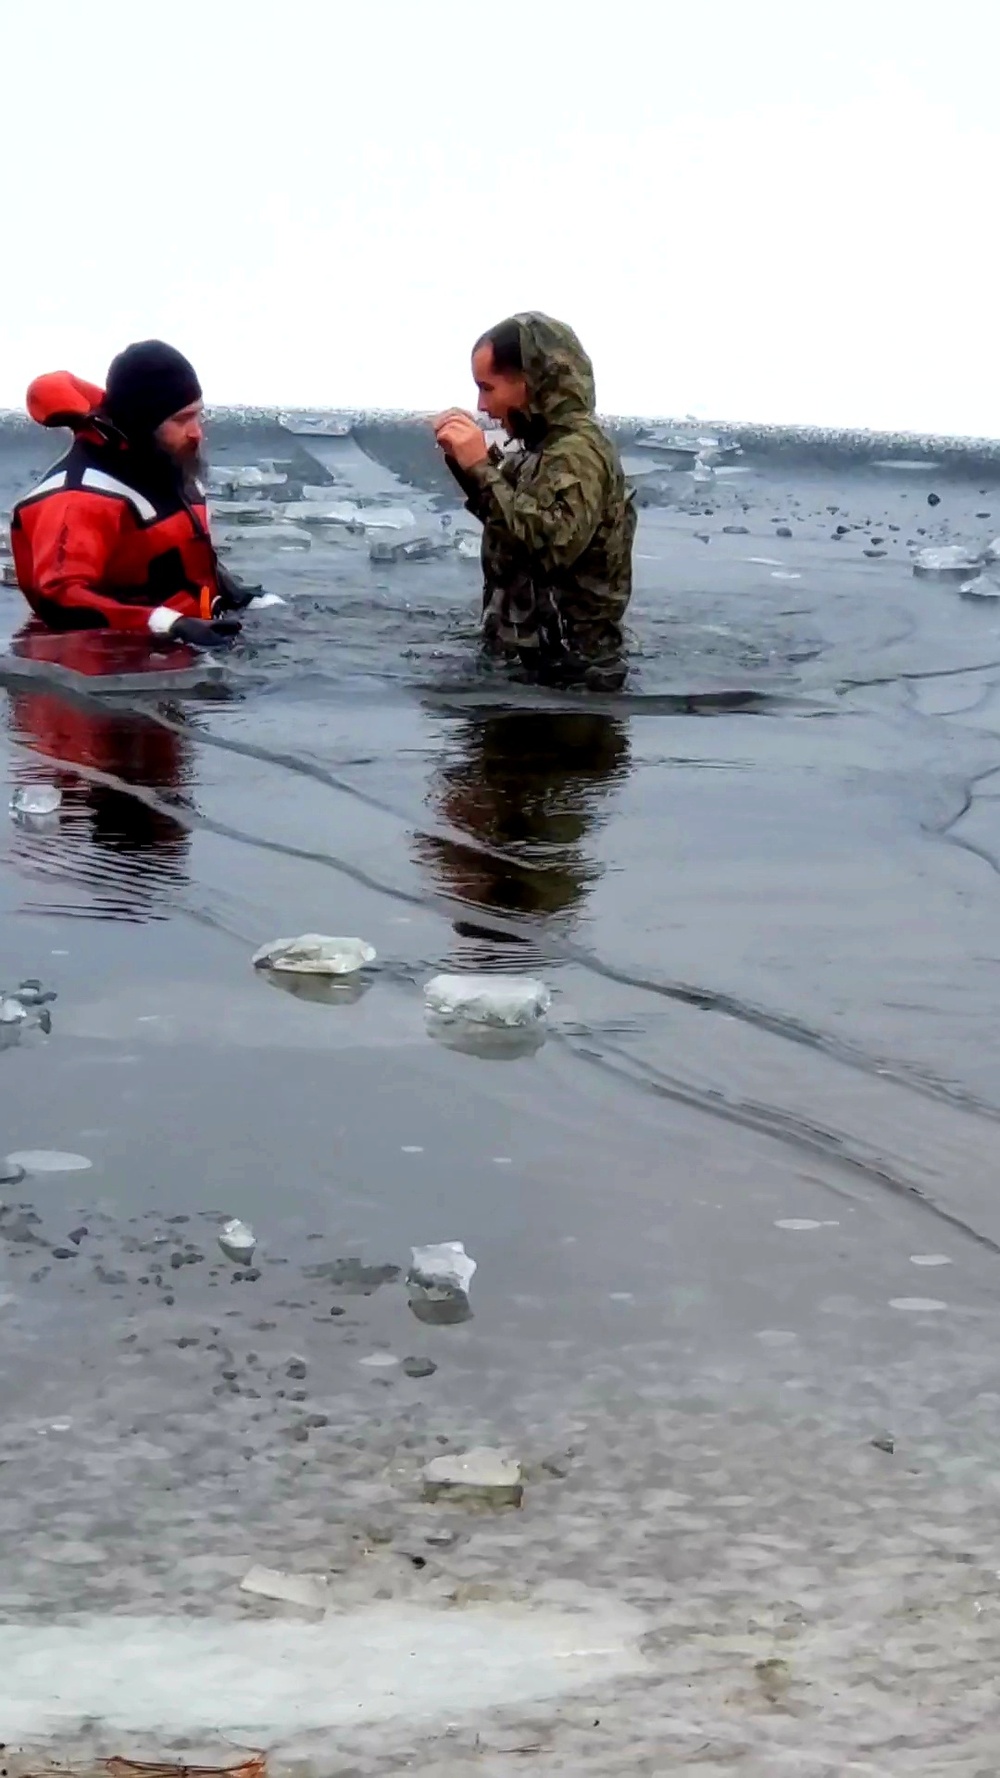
[155,401,204,464]
[472,345,529,436]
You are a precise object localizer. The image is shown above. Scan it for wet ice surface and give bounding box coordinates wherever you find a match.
[6,420,1000,1768]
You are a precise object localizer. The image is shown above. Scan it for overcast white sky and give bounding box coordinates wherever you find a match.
[2,0,998,434]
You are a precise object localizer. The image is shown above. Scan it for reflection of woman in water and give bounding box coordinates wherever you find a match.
[417,709,631,932]
[5,623,195,922]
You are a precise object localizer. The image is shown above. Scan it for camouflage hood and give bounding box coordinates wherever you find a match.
[510,312,596,434]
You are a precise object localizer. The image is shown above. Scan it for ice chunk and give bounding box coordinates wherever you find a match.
[301,484,353,503]
[454,531,480,559]
[912,545,982,577]
[281,500,362,525]
[240,1565,330,1610]
[247,592,287,609]
[209,465,288,491]
[5,1150,92,1172]
[408,1241,475,1326]
[985,537,1000,563]
[10,785,62,817]
[277,501,359,519]
[358,506,417,531]
[218,1218,256,1264]
[219,524,312,548]
[961,572,1000,599]
[424,973,551,1027]
[369,531,450,564]
[423,1448,524,1507]
[252,934,376,976]
[0,992,51,1047]
[409,1241,477,1296]
[208,499,280,522]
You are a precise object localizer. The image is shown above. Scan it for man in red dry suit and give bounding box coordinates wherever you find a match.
[8,340,255,646]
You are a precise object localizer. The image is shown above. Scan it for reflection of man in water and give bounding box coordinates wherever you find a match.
[417,710,630,931]
[5,625,193,922]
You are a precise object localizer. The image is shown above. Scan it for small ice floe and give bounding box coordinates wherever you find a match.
[912,545,982,578]
[209,465,288,492]
[889,1297,948,1312]
[423,1448,524,1507]
[407,1240,476,1326]
[208,499,279,523]
[301,484,355,504]
[10,785,62,819]
[221,523,312,548]
[960,572,1000,600]
[247,592,287,609]
[0,987,52,1049]
[281,500,362,526]
[410,1241,476,1295]
[218,1218,256,1264]
[369,531,451,564]
[424,974,551,1028]
[252,934,376,976]
[5,1150,91,1173]
[240,1564,330,1610]
[358,506,417,531]
[454,531,480,559]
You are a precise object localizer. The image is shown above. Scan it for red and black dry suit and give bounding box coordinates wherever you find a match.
[9,372,221,635]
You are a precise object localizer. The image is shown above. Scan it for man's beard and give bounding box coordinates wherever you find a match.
[176,443,207,493]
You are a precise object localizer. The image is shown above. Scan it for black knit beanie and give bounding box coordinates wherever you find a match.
[104,340,202,439]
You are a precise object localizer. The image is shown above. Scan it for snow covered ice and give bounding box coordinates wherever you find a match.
[10,784,62,817]
[912,544,982,577]
[252,934,376,975]
[409,1241,477,1297]
[424,973,551,1027]
[218,1218,256,1264]
[423,1448,524,1507]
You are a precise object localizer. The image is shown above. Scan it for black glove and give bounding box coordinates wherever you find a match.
[171,616,242,649]
[215,564,264,612]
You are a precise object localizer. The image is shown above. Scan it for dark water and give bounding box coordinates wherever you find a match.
[4,414,1000,1770]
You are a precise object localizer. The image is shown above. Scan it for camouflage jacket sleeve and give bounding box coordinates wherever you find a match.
[463,434,609,570]
[445,443,505,520]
